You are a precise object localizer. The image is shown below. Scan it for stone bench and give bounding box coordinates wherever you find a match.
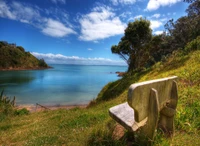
[109,76,178,145]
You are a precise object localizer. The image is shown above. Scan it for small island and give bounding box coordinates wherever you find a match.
[0,41,51,71]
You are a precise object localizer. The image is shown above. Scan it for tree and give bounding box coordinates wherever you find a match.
[17,46,25,52]
[184,0,196,3]
[186,0,200,16]
[38,58,48,67]
[111,18,152,71]
[164,0,200,50]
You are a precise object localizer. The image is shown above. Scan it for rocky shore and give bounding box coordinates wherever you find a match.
[0,66,52,71]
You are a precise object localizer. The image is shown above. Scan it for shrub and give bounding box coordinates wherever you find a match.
[15,108,30,116]
[17,46,25,52]
[0,90,16,121]
[185,36,200,52]
[38,58,48,67]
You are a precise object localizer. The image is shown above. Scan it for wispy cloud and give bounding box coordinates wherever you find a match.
[0,1,76,38]
[0,1,40,23]
[0,1,16,20]
[79,6,126,42]
[110,0,137,5]
[31,52,126,66]
[51,0,66,4]
[87,48,93,51]
[146,0,181,11]
[42,18,76,37]
[154,30,163,35]
[128,15,143,21]
[151,13,161,19]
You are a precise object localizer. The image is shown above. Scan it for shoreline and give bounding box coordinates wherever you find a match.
[16,103,88,113]
[0,66,52,71]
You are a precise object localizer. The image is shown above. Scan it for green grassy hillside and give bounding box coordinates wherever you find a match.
[0,40,200,145]
[0,41,49,70]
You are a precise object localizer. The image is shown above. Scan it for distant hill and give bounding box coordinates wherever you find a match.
[0,41,50,70]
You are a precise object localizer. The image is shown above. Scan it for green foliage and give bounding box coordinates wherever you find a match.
[185,36,200,52]
[96,73,138,101]
[0,41,49,70]
[165,1,200,51]
[38,58,48,67]
[0,49,200,145]
[0,90,15,121]
[0,1,200,145]
[17,46,25,52]
[15,108,30,116]
[111,18,152,71]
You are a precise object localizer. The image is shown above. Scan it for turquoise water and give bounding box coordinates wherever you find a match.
[0,65,127,105]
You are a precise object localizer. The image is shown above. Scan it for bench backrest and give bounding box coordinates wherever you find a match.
[128,76,178,122]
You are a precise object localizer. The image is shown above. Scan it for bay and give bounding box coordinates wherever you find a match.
[0,64,127,105]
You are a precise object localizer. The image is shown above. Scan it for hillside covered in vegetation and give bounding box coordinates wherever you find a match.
[0,37,200,145]
[0,0,200,145]
[0,41,49,70]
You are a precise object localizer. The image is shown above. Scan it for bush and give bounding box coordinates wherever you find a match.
[15,108,30,116]
[17,46,25,52]
[38,58,48,67]
[0,90,15,121]
[185,36,200,52]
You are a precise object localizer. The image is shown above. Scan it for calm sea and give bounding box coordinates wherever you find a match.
[0,64,127,105]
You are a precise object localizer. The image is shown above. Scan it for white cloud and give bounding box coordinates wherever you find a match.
[150,20,163,30]
[88,48,93,51]
[152,13,161,18]
[128,15,143,21]
[51,0,66,4]
[0,1,16,20]
[110,0,118,5]
[154,30,163,35]
[79,6,126,41]
[146,0,181,11]
[160,18,168,22]
[42,19,76,37]
[31,52,126,66]
[119,11,132,19]
[0,1,76,38]
[0,1,41,24]
[110,0,137,5]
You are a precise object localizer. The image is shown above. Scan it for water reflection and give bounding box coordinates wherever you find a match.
[0,71,35,86]
[0,65,127,105]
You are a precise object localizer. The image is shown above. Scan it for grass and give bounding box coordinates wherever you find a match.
[0,49,200,145]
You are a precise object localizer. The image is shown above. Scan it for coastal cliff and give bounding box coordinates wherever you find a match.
[0,41,50,70]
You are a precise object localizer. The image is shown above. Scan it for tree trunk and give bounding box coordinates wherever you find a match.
[128,54,136,72]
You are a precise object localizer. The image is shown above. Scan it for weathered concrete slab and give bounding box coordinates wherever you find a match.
[128,76,178,122]
[109,102,147,131]
[109,102,135,131]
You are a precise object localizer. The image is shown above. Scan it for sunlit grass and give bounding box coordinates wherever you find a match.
[0,49,200,145]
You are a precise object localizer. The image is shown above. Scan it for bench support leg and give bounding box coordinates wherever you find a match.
[159,81,178,137]
[137,88,159,145]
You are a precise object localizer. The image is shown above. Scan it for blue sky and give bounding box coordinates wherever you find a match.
[0,0,189,65]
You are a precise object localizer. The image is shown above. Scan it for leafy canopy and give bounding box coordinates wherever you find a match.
[111,18,152,71]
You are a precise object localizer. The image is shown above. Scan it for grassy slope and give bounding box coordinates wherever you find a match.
[0,50,200,145]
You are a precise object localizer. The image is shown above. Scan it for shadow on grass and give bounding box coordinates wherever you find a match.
[86,122,140,146]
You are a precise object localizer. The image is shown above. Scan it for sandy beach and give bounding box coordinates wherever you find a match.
[16,103,88,113]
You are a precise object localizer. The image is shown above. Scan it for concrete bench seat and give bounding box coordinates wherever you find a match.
[109,76,178,145]
[109,102,147,132]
